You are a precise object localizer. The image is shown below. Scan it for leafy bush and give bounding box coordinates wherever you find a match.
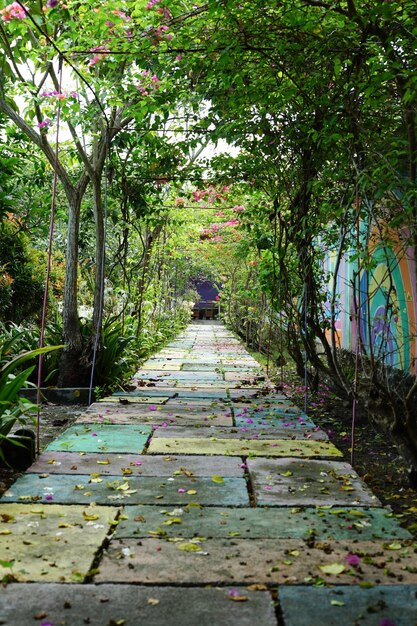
[0,340,61,452]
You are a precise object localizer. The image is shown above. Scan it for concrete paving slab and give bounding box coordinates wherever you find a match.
[1,474,249,506]
[224,372,268,383]
[151,425,328,441]
[46,424,152,453]
[229,389,272,399]
[232,394,288,403]
[235,415,317,429]
[27,452,244,477]
[135,371,225,382]
[180,363,222,371]
[0,503,118,582]
[247,458,380,506]
[95,538,417,585]
[147,437,343,458]
[237,406,308,417]
[115,505,410,541]
[279,585,417,626]
[142,362,183,371]
[168,389,230,399]
[99,395,171,403]
[0,584,277,626]
[76,410,234,427]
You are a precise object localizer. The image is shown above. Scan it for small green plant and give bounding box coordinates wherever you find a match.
[0,339,62,453]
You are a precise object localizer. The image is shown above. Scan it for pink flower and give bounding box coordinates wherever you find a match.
[1,2,27,21]
[149,405,157,411]
[177,488,186,493]
[92,433,97,437]
[228,588,240,598]
[45,494,53,501]
[345,553,361,567]
[37,118,51,129]
[135,460,142,466]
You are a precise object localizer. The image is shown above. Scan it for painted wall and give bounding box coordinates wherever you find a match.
[324,230,417,373]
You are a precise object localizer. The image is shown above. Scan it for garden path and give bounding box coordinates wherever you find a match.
[1,322,417,625]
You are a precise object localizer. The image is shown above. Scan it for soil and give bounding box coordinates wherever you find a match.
[1,376,417,541]
[0,404,81,496]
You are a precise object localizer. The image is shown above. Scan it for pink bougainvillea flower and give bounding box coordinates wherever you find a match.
[149,405,157,411]
[161,422,168,428]
[47,0,59,7]
[145,0,160,8]
[246,418,253,424]
[177,488,186,493]
[345,554,361,567]
[45,494,53,501]
[228,588,240,598]
[1,2,27,21]
[37,118,51,129]
[91,433,97,437]
[240,463,247,469]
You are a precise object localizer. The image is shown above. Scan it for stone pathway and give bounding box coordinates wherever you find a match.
[1,322,417,625]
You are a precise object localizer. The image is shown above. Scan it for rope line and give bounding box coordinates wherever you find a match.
[36,56,64,455]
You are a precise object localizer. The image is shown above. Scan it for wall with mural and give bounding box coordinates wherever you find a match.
[326,229,417,374]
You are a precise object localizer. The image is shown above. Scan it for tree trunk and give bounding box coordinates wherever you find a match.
[91,176,105,344]
[58,188,88,386]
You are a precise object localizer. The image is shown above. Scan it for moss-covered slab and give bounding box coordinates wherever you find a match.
[95,537,417,585]
[147,437,342,458]
[46,424,152,453]
[0,503,118,582]
[248,458,381,506]
[1,474,249,506]
[0,584,276,626]
[27,452,244,477]
[279,585,417,626]
[115,505,410,541]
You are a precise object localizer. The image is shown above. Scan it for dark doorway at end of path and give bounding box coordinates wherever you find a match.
[191,280,220,320]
